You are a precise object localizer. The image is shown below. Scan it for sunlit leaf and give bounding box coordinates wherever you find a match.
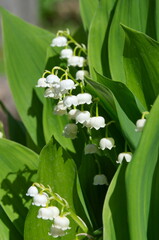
[123,24,159,109]
[1,7,53,147]
[0,139,38,235]
[0,205,23,240]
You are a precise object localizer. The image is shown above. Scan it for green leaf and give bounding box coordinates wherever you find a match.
[108,0,150,83]
[0,205,23,240]
[24,138,89,240]
[103,95,159,239]
[0,100,26,146]
[86,74,141,150]
[88,0,116,79]
[1,7,53,147]
[79,0,99,32]
[0,138,38,235]
[123,24,159,108]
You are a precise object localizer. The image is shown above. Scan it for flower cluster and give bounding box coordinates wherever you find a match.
[36,30,135,187]
[26,183,87,238]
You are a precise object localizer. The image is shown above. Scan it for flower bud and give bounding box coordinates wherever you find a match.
[135,119,146,132]
[93,174,108,185]
[84,144,98,154]
[63,123,78,139]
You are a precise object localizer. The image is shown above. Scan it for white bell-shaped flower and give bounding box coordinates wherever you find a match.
[60,48,73,59]
[75,111,90,124]
[84,144,98,154]
[77,93,92,105]
[46,74,60,88]
[63,95,78,108]
[76,70,89,80]
[99,138,115,150]
[93,174,108,185]
[135,119,146,132]
[26,186,38,197]
[50,36,67,47]
[48,225,65,238]
[44,88,62,99]
[54,216,70,230]
[68,109,80,120]
[32,193,48,207]
[89,116,106,130]
[116,152,132,164]
[54,101,67,116]
[60,79,76,94]
[68,56,85,67]
[37,206,60,220]
[63,123,78,139]
[36,78,49,88]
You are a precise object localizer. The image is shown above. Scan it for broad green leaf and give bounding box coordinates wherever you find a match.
[88,0,116,79]
[0,138,38,235]
[86,74,141,149]
[0,205,23,240]
[108,0,150,83]
[156,1,159,40]
[0,100,26,146]
[24,138,89,240]
[123,24,159,109]
[79,0,99,32]
[95,72,144,122]
[103,164,130,240]
[125,96,159,239]
[147,155,159,240]
[103,95,159,239]
[1,7,53,147]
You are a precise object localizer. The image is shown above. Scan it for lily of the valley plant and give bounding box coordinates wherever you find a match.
[0,0,159,239]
